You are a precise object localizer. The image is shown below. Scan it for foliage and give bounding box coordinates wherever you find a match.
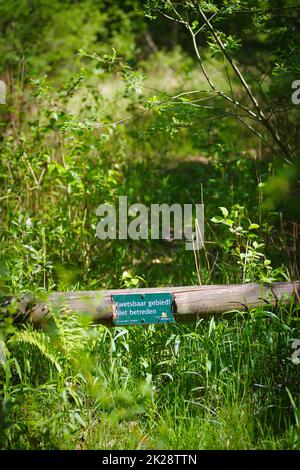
[1,306,300,449]
[0,0,300,451]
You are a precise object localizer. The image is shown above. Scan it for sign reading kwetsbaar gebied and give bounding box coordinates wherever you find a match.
[112,292,174,325]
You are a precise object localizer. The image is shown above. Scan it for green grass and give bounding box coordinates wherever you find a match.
[1,303,300,449]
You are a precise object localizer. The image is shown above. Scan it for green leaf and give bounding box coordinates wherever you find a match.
[219,207,229,218]
[192,20,199,31]
[73,412,86,427]
[210,216,223,223]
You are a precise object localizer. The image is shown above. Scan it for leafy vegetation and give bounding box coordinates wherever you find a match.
[0,0,299,450]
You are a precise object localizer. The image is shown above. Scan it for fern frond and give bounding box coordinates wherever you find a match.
[10,329,62,373]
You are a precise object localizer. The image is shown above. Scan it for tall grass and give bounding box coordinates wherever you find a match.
[1,302,299,449]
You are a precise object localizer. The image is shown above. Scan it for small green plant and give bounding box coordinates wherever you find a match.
[211,205,289,283]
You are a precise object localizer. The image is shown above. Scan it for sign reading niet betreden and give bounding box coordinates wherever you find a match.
[112,292,174,325]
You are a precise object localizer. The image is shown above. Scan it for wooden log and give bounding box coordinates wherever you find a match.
[22,281,300,324]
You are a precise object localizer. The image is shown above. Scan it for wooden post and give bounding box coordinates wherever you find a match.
[17,281,300,324]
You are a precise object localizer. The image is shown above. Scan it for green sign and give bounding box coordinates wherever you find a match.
[112,292,174,326]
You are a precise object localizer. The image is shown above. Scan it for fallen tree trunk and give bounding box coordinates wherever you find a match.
[17,281,300,324]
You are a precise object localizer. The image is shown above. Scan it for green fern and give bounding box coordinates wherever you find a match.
[52,313,90,361]
[9,329,62,373]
